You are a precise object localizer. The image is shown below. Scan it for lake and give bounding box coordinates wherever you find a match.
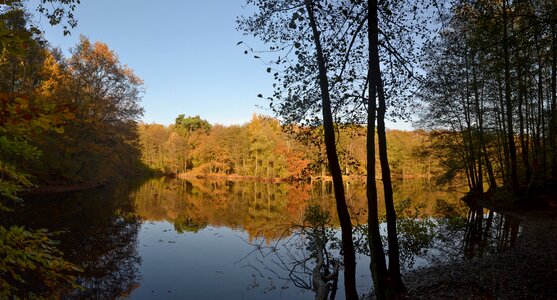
[8,177,520,299]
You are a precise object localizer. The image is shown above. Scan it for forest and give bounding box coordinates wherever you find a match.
[1,0,557,299]
[139,114,440,181]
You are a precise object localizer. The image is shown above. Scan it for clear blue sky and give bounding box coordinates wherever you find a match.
[27,0,411,129]
[28,0,273,126]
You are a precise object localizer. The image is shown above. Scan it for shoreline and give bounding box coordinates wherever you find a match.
[400,188,557,299]
[22,181,106,195]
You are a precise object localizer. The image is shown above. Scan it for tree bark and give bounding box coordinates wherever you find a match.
[549,2,557,179]
[502,0,520,194]
[304,1,358,299]
[368,0,405,296]
[366,58,388,298]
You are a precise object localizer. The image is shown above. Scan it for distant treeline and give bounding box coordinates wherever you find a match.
[138,114,441,181]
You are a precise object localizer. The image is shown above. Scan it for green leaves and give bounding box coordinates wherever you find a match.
[0,226,83,298]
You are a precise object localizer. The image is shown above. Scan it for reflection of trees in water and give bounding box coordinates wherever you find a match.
[133,178,462,241]
[67,184,142,299]
[237,206,341,300]
[240,198,523,299]
[15,182,143,299]
[134,177,314,239]
[68,216,142,299]
[427,199,521,264]
[462,204,520,259]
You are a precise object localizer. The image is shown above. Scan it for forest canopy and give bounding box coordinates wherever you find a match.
[138,114,441,181]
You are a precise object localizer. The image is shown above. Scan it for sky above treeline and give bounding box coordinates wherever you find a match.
[26,0,412,129]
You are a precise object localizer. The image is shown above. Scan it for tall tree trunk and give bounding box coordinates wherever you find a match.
[497,74,510,184]
[518,70,531,182]
[304,1,358,299]
[367,83,388,298]
[535,36,544,181]
[502,0,520,194]
[549,1,557,179]
[369,0,405,296]
[472,53,487,192]
[366,30,388,300]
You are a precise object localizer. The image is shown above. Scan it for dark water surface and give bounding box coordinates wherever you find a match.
[8,178,520,299]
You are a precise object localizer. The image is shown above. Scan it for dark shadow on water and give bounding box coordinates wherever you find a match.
[3,179,148,299]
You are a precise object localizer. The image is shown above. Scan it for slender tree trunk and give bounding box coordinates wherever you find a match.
[502,0,520,194]
[304,1,358,298]
[472,61,487,192]
[534,36,544,182]
[366,48,388,300]
[377,80,405,293]
[472,58,496,188]
[369,0,405,296]
[549,6,557,179]
[497,75,510,184]
[518,70,531,182]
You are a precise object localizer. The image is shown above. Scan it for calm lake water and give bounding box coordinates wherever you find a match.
[8,177,520,299]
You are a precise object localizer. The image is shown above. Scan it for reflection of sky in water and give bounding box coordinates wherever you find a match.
[130,221,376,299]
[131,222,320,299]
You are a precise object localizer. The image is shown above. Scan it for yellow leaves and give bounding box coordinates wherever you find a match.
[52,126,65,134]
[0,93,75,136]
[13,96,28,109]
[63,111,75,120]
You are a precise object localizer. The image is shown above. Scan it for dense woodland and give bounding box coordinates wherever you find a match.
[139,115,440,180]
[419,0,557,196]
[0,12,145,187]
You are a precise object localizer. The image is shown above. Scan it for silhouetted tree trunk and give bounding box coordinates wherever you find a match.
[366,46,388,299]
[368,0,405,297]
[549,2,557,179]
[304,1,358,298]
[502,0,520,194]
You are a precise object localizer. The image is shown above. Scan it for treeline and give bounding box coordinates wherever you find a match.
[420,0,557,196]
[139,114,440,180]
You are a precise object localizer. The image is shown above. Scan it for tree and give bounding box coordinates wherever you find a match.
[302,3,359,297]
[0,92,81,298]
[174,114,211,173]
[239,0,433,297]
[419,0,557,197]
[30,36,145,183]
[239,1,361,297]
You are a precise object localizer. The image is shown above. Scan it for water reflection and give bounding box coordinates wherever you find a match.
[422,199,522,265]
[132,177,465,240]
[237,206,343,300]
[10,182,143,299]
[7,177,523,299]
[462,203,520,259]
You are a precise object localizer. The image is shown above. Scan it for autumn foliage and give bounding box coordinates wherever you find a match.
[139,114,441,181]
